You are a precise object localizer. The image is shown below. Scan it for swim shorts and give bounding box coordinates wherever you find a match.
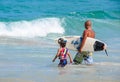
[73,52,93,65]
[58,59,67,67]
[83,54,93,64]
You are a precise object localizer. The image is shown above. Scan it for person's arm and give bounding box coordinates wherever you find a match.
[52,49,60,62]
[79,30,88,53]
[67,52,73,63]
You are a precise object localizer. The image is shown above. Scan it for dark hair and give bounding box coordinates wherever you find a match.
[58,38,64,44]
[58,38,66,47]
[60,42,66,47]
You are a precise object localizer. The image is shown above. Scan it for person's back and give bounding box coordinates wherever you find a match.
[59,47,68,60]
[58,47,68,67]
[84,20,95,38]
[85,29,95,38]
[52,38,72,67]
[74,20,95,65]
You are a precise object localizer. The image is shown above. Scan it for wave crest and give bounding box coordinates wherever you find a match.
[0,18,64,37]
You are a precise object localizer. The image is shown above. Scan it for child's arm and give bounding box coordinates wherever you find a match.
[52,49,60,62]
[68,52,73,63]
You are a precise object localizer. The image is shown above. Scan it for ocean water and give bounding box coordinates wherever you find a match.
[0,0,120,82]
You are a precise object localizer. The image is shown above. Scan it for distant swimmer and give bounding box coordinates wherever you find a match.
[52,38,73,67]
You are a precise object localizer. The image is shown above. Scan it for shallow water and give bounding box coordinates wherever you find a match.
[0,0,120,82]
[0,40,120,82]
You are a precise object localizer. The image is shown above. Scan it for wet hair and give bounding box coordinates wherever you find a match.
[58,38,66,47]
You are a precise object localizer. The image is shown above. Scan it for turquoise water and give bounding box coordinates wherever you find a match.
[0,0,120,82]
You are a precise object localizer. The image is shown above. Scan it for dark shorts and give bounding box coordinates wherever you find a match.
[58,59,67,67]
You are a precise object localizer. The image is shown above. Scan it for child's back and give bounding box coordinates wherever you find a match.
[52,38,72,67]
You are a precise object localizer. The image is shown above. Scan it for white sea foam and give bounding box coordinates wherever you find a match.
[0,18,64,37]
[95,62,120,66]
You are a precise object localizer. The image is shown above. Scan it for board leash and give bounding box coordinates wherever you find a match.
[105,49,108,56]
